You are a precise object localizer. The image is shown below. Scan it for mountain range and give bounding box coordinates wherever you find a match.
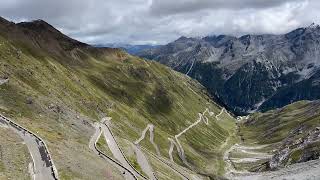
[138,24,320,115]
[0,16,319,180]
[95,43,160,55]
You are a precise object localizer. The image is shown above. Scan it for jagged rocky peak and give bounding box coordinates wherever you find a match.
[203,35,236,47]
[139,24,320,114]
[0,16,11,25]
[174,36,197,43]
[286,23,320,40]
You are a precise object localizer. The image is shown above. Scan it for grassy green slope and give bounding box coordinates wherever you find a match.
[241,100,320,144]
[0,20,236,179]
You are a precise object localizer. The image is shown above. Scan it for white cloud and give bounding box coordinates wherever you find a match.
[0,0,319,44]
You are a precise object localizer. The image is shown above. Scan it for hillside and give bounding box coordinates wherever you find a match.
[240,100,320,171]
[220,100,320,180]
[0,17,236,179]
[138,25,320,115]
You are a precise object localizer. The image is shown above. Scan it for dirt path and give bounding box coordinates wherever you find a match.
[0,115,58,180]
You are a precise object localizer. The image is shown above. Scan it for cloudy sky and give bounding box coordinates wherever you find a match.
[1,0,320,45]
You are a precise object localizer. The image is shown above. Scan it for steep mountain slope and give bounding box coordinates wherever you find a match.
[138,24,320,114]
[260,70,320,111]
[0,17,236,179]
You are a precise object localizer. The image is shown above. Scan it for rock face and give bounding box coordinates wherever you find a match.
[138,25,320,114]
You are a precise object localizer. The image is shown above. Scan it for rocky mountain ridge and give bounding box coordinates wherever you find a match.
[138,24,320,114]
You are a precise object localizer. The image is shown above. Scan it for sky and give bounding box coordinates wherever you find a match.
[0,0,320,45]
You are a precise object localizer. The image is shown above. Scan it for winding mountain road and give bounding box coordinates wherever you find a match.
[134,124,161,180]
[222,131,319,180]
[102,118,148,179]
[134,124,191,180]
[89,108,230,180]
[88,122,136,180]
[169,108,214,166]
[140,146,190,180]
[132,144,157,180]
[89,117,149,180]
[0,114,59,180]
[135,124,161,156]
[215,108,233,121]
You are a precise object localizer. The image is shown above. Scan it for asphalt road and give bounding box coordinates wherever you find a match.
[102,119,147,179]
[89,122,136,180]
[0,115,58,180]
[132,144,157,180]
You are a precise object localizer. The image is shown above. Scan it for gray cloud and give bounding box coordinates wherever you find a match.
[0,0,319,45]
[149,0,301,16]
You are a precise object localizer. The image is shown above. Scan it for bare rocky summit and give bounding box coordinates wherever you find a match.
[139,24,320,114]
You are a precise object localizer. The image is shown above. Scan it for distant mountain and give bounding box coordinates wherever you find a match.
[94,43,161,55]
[138,24,320,115]
[1,16,319,180]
